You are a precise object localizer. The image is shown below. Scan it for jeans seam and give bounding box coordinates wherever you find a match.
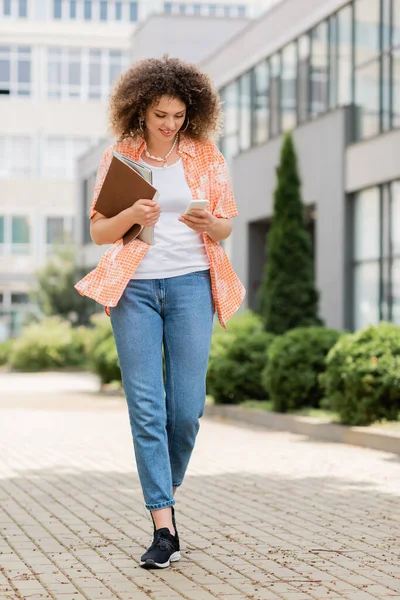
[164,332,176,454]
[146,499,175,511]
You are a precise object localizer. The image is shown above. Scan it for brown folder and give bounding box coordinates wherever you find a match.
[94,151,159,245]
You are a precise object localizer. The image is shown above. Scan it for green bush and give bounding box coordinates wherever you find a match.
[0,339,14,366]
[263,327,342,412]
[207,311,275,404]
[87,315,121,385]
[9,317,86,371]
[320,322,400,426]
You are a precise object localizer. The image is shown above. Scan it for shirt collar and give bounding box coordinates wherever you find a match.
[128,134,196,159]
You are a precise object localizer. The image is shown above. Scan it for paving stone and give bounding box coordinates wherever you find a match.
[1,373,400,600]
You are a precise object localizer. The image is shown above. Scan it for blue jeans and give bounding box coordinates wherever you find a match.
[110,270,214,511]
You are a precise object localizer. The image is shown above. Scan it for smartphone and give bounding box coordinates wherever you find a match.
[184,200,208,215]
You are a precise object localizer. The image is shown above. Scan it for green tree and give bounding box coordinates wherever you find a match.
[31,245,97,327]
[258,132,322,334]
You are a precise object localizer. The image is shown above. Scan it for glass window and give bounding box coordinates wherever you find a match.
[355,58,380,138]
[109,50,123,87]
[382,53,391,131]
[43,138,68,178]
[179,4,186,14]
[297,34,310,122]
[354,262,380,329]
[193,3,201,14]
[209,4,217,16]
[11,216,30,254]
[269,53,281,137]
[67,49,81,97]
[46,217,65,245]
[392,182,400,324]
[115,1,122,19]
[382,0,391,51]
[54,0,63,18]
[329,15,338,109]
[0,46,31,97]
[130,1,137,21]
[3,0,11,15]
[0,216,4,244]
[0,46,11,95]
[354,0,380,66]
[391,182,400,256]
[337,5,353,105]
[221,81,239,162]
[89,49,102,99]
[310,20,328,117]
[18,0,27,17]
[0,137,32,177]
[43,137,93,179]
[164,2,172,13]
[11,293,29,304]
[281,42,297,131]
[254,59,269,144]
[239,72,252,151]
[393,49,400,128]
[238,5,246,17]
[100,0,107,20]
[69,0,77,18]
[394,0,400,47]
[354,187,380,261]
[18,54,30,84]
[353,187,381,329]
[84,0,92,19]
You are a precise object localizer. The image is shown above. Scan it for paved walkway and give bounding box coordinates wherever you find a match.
[0,373,400,600]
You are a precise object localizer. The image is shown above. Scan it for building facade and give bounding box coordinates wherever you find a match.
[0,0,267,340]
[201,0,400,331]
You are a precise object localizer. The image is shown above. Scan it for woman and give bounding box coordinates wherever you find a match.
[75,56,245,569]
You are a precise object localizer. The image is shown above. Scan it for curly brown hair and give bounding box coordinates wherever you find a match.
[109,55,222,142]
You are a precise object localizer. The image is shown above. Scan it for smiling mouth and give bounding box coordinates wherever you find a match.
[160,130,175,135]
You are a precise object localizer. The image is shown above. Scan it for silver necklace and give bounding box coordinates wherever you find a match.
[144,134,178,167]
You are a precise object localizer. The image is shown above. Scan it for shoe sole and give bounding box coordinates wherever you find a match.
[140,551,181,569]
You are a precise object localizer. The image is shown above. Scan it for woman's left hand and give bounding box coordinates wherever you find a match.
[178,209,217,234]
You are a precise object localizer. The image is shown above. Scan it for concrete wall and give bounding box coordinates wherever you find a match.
[232,109,349,330]
[76,141,112,268]
[131,14,248,63]
[346,128,400,192]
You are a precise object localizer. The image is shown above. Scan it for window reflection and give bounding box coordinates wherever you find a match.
[221,82,239,164]
[239,72,252,152]
[354,262,380,329]
[311,21,328,116]
[355,59,380,138]
[297,34,310,123]
[337,5,353,105]
[354,0,380,66]
[253,60,269,144]
[281,43,297,131]
[354,187,380,261]
[269,53,281,137]
[393,50,400,128]
[394,0,400,47]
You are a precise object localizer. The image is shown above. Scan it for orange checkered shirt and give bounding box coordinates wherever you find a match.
[75,135,246,328]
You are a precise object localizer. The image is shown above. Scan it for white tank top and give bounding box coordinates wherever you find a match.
[132,158,210,280]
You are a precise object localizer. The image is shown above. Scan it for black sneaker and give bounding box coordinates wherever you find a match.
[140,527,181,569]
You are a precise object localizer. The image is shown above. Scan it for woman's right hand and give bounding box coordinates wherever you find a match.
[130,199,160,227]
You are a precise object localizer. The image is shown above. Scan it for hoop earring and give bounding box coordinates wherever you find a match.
[180,117,190,133]
[139,119,145,132]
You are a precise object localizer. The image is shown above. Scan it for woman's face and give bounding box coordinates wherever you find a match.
[144,96,186,143]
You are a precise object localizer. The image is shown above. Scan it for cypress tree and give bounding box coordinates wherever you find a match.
[258,132,322,334]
